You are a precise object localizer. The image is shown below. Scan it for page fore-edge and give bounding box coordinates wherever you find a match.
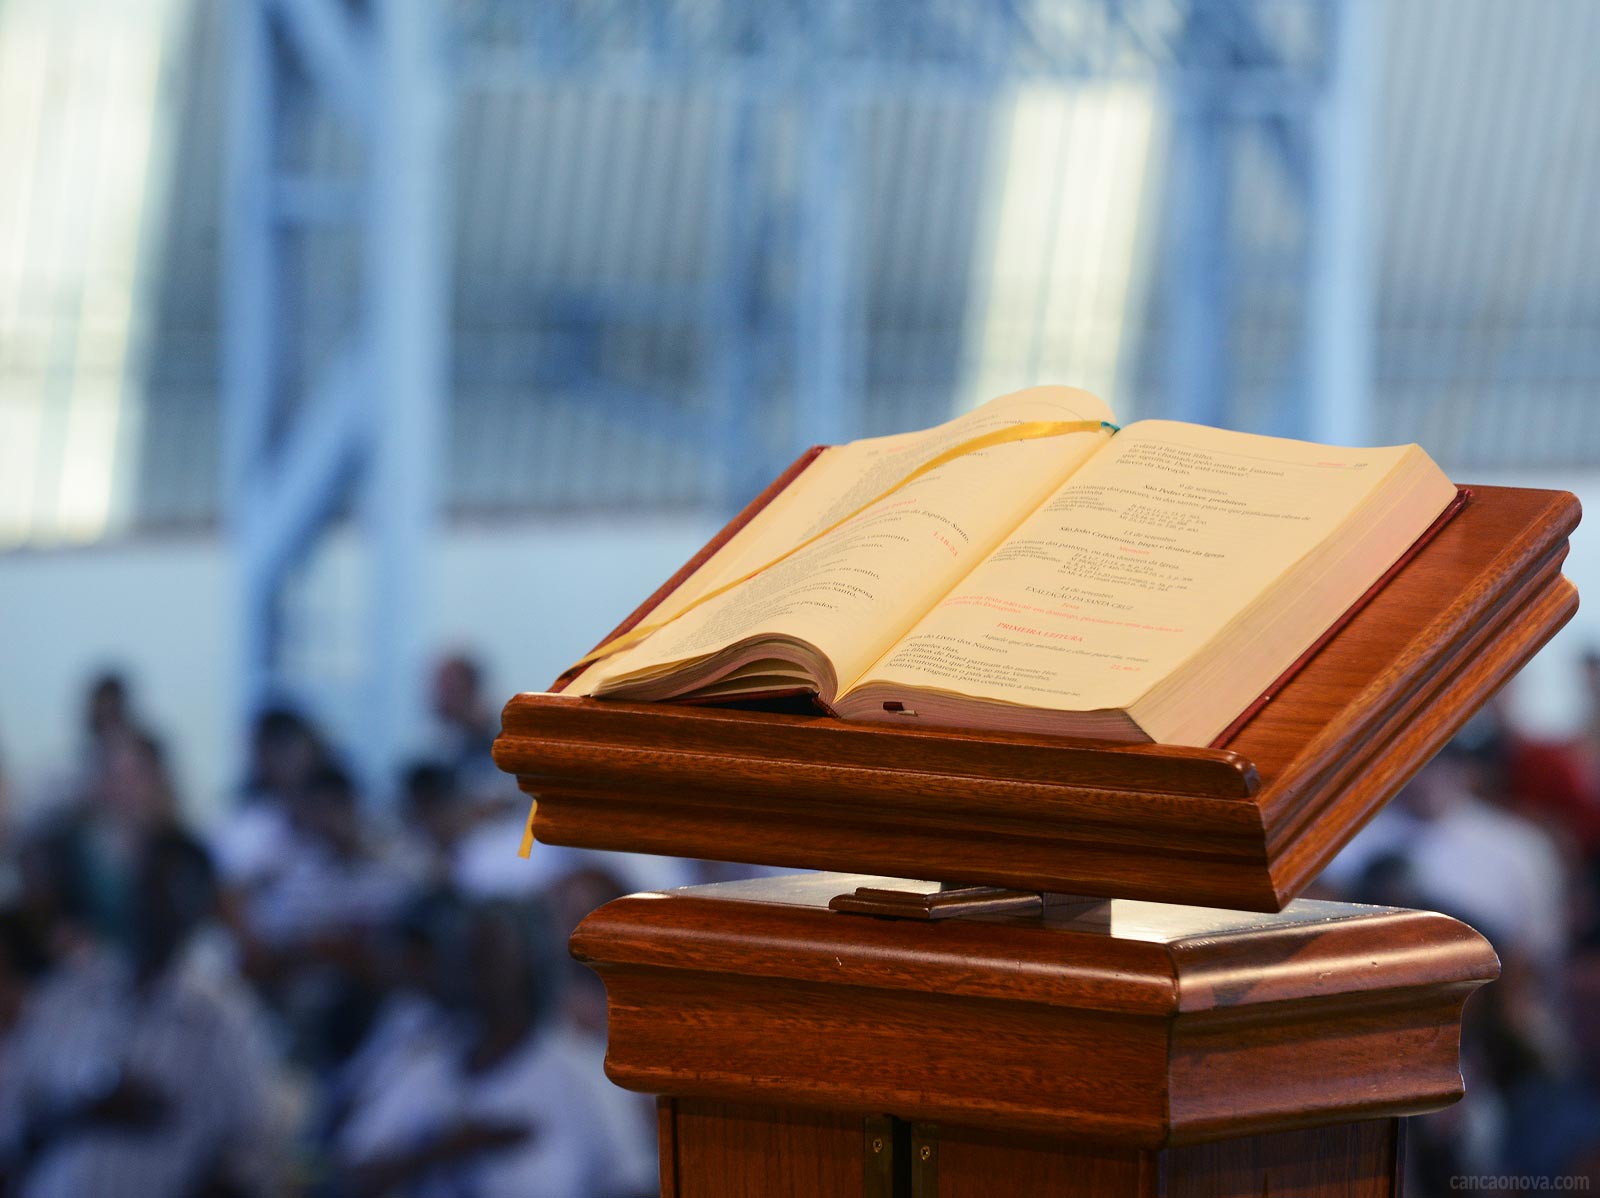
[1210,485,1472,747]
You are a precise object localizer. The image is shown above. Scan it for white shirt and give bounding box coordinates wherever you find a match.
[451,813,695,900]
[209,801,296,889]
[1319,805,1425,891]
[246,834,410,946]
[0,947,282,1198]
[339,1022,654,1198]
[1408,793,1568,966]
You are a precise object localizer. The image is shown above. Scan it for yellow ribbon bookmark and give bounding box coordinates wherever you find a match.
[519,798,537,858]
[572,418,1116,672]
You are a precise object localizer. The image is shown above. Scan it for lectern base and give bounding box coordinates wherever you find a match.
[572,873,1496,1198]
[661,1100,1399,1197]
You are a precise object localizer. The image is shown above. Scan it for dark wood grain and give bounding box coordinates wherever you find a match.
[931,1126,1153,1196]
[502,695,1260,796]
[921,1121,1398,1198]
[658,1099,679,1198]
[654,1107,1398,1197]
[1164,1120,1399,1198]
[574,874,1498,1149]
[495,485,1578,910]
[667,1099,866,1198]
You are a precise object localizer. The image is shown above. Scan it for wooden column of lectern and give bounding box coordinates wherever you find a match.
[494,485,1580,1198]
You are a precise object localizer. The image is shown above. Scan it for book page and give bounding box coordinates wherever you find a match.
[576,387,1116,696]
[849,420,1424,710]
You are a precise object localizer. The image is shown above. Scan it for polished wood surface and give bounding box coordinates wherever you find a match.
[931,1125,1152,1198]
[935,1120,1398,1198]
[656,1102,1400,1198]
[495,485,1578,909]
[573,874,1498,1149]
[662,1101,866,1198]
[1162,1121,1399,1198]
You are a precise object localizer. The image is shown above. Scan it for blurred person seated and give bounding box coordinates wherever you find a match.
[1348,856,1562,1192]
[1497,954,1600,1176]
[318,890,464,1155]
[246,764,409,951]
[0,829,283,1197]
[0,908,51,1078]
[394,761,469,884]
[211,705,331,893]
[1320,729,1581,1195]
[1324,727,1570,970]
[32,670,149,815]
[452,822,694,901]
[421,652,700,898]
[427,653,504,801]
[21,729,181,957]
[240,764,412,1066]
[83,671,138,758]
[542,866,630,1039]
[1403,936,1523,1195]
[392,748,695,899]
[1503,651,1600,857]
[1403,733,1570,972]
[542,866,660,1157]
[1499,914,1600,1182]
[336,899,655,1198]
[8,838,78,976]
[1344,849,1430,910]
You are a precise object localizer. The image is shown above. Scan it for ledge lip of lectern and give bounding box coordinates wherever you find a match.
[570,872,1500,1149]
[495,484,1579,912]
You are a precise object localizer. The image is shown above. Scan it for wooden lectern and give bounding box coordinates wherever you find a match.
[494,485,1579,1197]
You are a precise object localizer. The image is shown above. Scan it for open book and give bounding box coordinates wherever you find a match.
[563,387,1460,746]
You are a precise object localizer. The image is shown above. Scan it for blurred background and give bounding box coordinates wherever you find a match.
[0,0,1597,1195]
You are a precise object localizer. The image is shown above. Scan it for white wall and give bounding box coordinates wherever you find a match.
[0,515,718,823]
[0,475,1594,826]
[0,536,231,818]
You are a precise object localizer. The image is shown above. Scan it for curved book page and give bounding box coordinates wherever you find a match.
[569,387,1116,702]
[834,421,1457,745]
